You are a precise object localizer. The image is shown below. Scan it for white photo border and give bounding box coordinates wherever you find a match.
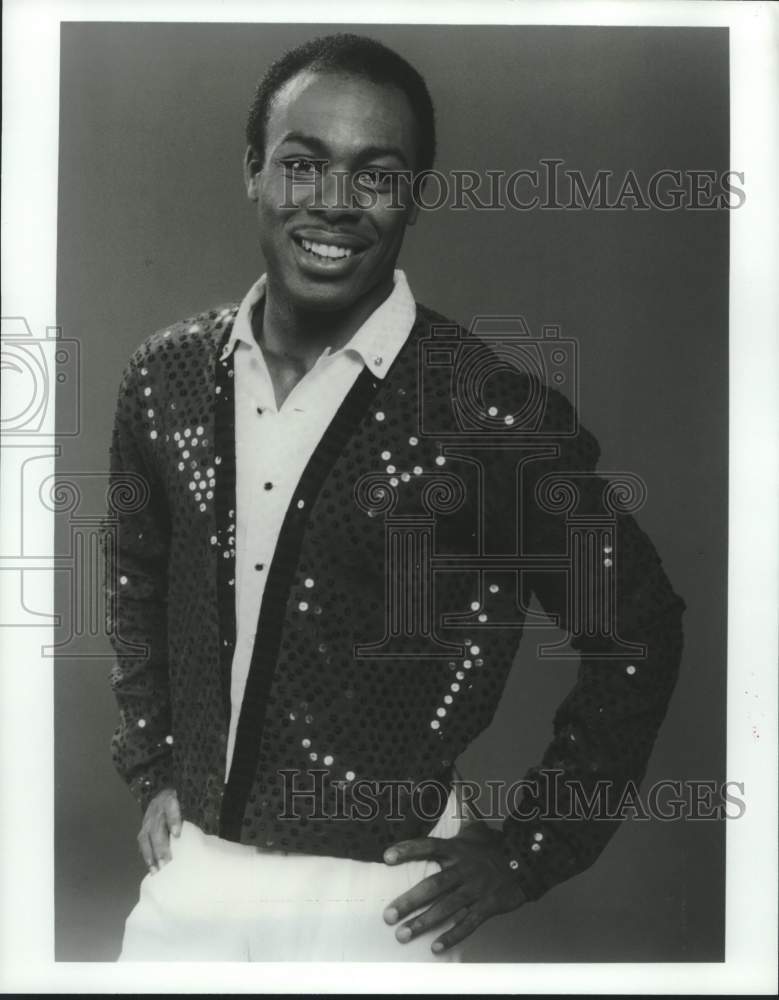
[1,0,776,993]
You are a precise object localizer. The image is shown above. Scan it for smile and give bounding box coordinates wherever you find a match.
[299,238,354,260]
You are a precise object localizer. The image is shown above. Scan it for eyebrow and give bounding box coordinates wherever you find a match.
[277,131,411,168]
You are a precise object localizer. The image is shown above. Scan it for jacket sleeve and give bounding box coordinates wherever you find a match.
[497,386,687,901]
[102,348,175,812]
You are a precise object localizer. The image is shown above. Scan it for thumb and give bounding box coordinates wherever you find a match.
[166,794,183,837]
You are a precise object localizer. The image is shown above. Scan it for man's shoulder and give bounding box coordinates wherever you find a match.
[127,302,240,372]
[411,299,600,467]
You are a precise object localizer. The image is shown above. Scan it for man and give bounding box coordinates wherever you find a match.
[105,32,686,962]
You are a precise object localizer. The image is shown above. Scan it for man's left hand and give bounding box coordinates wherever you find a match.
[382,821,527,954]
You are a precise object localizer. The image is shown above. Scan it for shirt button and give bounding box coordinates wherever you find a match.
[256,407,263,415]
[254,563,265,571]
[264,482,273,490]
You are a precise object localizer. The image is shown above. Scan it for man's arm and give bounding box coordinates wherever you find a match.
[102,348,181,868]
[382,384,687,950]
[497,412,687,901]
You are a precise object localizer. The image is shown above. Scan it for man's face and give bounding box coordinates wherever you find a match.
[245,70,421,312]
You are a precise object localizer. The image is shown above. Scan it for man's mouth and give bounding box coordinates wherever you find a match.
[299,237,355,260]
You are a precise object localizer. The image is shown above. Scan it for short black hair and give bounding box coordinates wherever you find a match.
[245,32,436,173]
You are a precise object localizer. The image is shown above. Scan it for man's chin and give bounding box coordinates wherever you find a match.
[281,273,379,314]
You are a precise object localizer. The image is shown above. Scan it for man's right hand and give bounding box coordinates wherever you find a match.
[137,788,182,873]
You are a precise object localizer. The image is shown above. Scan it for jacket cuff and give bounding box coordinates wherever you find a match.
[127,756,175,813]
[496,820,556,901]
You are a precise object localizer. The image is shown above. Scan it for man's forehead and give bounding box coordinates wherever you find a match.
[267,70,417,159]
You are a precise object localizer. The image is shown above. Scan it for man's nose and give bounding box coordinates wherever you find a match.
[311,168,362,220]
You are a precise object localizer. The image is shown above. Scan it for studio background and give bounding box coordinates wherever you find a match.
[55,22,728,962]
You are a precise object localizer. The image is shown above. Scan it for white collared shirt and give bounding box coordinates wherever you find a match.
[222,269,417,780]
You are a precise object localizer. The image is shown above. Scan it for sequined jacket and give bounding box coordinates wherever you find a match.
[104,300,686,902]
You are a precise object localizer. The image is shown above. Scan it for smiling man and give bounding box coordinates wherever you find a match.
[106,32,686,962]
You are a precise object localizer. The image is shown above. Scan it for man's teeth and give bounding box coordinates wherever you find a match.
[300,238,354,259]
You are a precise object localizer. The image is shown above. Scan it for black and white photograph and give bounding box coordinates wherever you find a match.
[1,0,776,994]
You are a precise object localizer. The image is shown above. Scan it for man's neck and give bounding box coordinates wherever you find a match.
[252,273,395,372]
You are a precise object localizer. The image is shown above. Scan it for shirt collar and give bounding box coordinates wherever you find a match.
[220,269,416,379]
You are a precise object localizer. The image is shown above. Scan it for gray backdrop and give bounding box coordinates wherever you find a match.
[55,23,728,962]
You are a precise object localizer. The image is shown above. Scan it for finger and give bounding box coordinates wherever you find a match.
[149,817,172,867]
[431,906,488,954]
[136,829,157,873]
[396,887,477,943]
[165,794,182,837]
[383,836,450,866]
[383,866,462,924]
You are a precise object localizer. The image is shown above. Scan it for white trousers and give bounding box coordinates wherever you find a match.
[119,787,467,962]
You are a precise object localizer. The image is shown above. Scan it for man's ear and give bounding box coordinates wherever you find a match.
[405,173,423,226]
[244,145,263,201]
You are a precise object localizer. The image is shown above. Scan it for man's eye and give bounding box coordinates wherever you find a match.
[356,168,396,189]
[281,157,324,175]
